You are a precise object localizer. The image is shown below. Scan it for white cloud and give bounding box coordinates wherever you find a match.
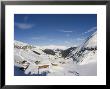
[81,26,97,36]
[60,30,73,33]
[15,22,34,30]
[84,27,97,34]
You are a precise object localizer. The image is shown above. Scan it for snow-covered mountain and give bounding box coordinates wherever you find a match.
[68,31,97,65]
[14,40,71,75]
[14,31,97,76]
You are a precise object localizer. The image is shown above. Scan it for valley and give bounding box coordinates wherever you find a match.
[14,31,97,76]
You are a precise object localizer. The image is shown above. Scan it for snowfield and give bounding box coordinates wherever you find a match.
[14,31,97,76]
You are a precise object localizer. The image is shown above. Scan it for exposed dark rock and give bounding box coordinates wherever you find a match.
[43,49,55,55]
[33,51,40,55]
[61,47,77,58]
[35,61,40,65]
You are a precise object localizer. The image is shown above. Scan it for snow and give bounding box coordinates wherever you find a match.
[14,31,97,76]
[69,31,97,64]
[14,40,28,46]
[25,63,38,75]
[77,62,97,76]
[79,51,97,65]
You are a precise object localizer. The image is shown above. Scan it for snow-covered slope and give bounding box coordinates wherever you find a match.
[14,31,97,76]
[61,31,97,76]
[68,31,97,65]
[14,41,73,75]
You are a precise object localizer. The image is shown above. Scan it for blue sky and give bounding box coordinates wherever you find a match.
[14,14,97,47]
